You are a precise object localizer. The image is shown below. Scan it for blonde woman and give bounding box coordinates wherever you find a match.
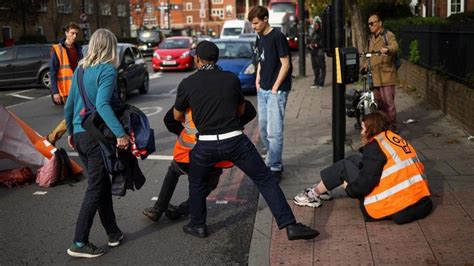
[65,29,130,258]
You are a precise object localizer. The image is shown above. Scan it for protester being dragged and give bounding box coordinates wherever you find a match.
[143,102,256,222]
[64,29,128,258]
[294,112,432,224]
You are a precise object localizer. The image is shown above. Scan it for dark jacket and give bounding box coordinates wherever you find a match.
[50,38,83,95]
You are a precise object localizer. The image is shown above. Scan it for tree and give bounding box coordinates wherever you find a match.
[0,0,46,36]
[346,0,367,53]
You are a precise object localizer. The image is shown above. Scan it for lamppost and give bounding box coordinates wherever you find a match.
[167,0,171,29]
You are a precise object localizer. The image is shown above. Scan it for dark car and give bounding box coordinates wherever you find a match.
[83,43,149,101]
[137,29,166,57]
[0,44,52,89]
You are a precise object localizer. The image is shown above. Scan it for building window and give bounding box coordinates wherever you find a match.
[212,0,223,4]
[84,0,94,14]
[2,26,12,40]
[186,16,193,23]
[143,17,157,26]
[211,8,224,19]
[100,3,112,16]
[145,2,153,13]
[35,26,44,35]
[57,0,72,13]
[448,0,464,16]
[134,4,141,12]
[186,2,192,10]
[117,4,127,17]
[34,0,47,12]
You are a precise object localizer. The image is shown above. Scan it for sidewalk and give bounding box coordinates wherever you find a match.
[249,54,474,265]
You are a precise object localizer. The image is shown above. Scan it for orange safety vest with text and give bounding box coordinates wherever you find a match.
[52,44,74,97]
[363,130,431,219]
[173,109,233,168]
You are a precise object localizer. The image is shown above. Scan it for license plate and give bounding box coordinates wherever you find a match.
[163,60,176,65]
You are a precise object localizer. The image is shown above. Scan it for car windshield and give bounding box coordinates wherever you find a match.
[223,28,242,36]
[159,39,191,49]
[271,3,295,13]
[215,42,253,59]
[82,45,122,60]
[139,31,161,42]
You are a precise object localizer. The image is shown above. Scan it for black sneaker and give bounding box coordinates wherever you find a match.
[67,242,105,258]
[143,207,163,222]
[165,203,189,220]
[286,223,320,240]
[183,224,208,238]
[108,231,124,247]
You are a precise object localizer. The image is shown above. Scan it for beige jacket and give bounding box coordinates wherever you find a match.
[367,30,399,87]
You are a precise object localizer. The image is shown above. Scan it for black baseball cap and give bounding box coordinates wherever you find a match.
[194,40,219,62]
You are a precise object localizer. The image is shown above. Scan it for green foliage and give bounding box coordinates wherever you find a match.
[408,40,420,64]
[384,16,447,38]
[448,11,474,23]
[360,1,412,22]
[18,34,47,44]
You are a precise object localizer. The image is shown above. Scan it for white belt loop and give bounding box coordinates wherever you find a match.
[198,130,243,141]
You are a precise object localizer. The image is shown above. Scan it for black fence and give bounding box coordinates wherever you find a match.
[399,24,474,87]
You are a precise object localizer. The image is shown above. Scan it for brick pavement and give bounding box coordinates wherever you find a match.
[249,54,474,265]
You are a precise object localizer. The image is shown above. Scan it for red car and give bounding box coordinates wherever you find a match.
[152,36,194,72]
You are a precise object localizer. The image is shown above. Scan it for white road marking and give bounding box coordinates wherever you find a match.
[149,72,162,80]
[67,152,173,161]
[151,197,158,201]
[33,191,48,195]
[140,106,163,117]
[6,95,50,109]
[215,200,228,205]
[7,89,36,100]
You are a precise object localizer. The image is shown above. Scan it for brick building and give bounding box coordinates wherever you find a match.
[414,0,474,17]
[130,0,266,37]
[0,0,130,45]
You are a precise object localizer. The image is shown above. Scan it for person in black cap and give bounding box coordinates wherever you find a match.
[173,40,319,240]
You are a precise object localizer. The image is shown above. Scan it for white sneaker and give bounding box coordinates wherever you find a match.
[318,191,333,201]
[293,188,322,208]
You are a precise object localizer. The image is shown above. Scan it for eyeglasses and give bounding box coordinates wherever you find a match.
[368,21,379,27]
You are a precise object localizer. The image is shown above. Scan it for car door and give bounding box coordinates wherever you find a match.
[0,47,15,86]
[121,47,139,92]
[131,47,146,83]
[14,46,43,84]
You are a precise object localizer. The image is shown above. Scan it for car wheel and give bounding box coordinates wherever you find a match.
[40,69,51,89]
[118,80,127,102]
[139,74,149,94]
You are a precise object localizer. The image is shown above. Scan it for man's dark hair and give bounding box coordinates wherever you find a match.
[64,22,80,32]
[369,12,383,22]
[248,6,268,21]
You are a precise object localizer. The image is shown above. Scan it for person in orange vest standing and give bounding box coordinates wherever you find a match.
[294,112,432,224]
[143,102,256,222]
[46,22,83,145]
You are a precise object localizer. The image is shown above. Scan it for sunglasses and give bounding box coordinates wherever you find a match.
[368,21,379,27]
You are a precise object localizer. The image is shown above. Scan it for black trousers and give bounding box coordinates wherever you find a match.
[319,153,433,224]
[153,161,222,212]
[73,132,120,243]
[311,53,326,86]
[188,134,296,229]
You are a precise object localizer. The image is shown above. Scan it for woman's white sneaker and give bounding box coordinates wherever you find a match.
[293,190,322,208]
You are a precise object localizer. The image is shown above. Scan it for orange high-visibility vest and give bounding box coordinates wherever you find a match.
[173,108,233,168]
[363,130,431,219]
[52,44,74,97]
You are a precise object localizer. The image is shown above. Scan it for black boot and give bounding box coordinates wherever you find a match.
[143,207,164,222]
[286,223,319,240]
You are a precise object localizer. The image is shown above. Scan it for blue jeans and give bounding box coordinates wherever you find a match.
[188,134,296,229]
[257,89,289,171]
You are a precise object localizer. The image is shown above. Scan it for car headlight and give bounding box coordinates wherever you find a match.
[181,51,190,58]
[243,64,255,74]
[154,52,160,59]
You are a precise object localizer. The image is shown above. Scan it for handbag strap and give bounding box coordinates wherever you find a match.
[77,66,96,111]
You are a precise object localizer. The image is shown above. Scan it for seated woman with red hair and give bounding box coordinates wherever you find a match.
[294,112,432,224]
